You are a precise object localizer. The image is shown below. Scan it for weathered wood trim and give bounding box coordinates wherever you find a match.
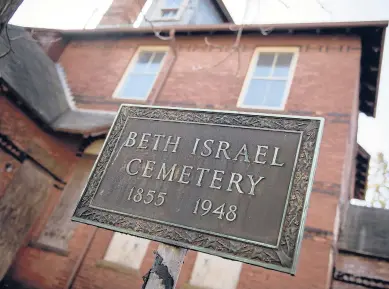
[0,131,66,185]
[95,260,141,276]
[35,156,94,253]
[28,240,68,256]
[0,160,52,279]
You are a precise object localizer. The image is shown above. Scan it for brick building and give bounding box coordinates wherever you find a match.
[0,1,388,288]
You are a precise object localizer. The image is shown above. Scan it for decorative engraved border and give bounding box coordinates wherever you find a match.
[72,105,324,275]
[89,117,303,249]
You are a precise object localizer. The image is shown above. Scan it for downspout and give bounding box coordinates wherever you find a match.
[149,29,177,105]
[64,226,98,289]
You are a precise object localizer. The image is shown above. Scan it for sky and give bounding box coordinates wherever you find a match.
[9,0,389,158]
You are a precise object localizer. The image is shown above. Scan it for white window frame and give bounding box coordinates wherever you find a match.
[102,233,150,270]
[113,46,169,101]
[237,47,299,110]
[189,253,242,289]
[155,0,189,21]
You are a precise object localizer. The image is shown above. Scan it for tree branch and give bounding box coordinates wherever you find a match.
[0,25,12,59]
[0,0,24,33]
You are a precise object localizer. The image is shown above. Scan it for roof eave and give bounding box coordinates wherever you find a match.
[59,21,389,36]
[371,27,386,118]
[52,123,113,135]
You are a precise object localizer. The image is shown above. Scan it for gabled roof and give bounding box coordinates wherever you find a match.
[0,26,68,124]
[131,0,234,28]
[0,25,115,135]
[62,21,388,117]
[101,0,233,28]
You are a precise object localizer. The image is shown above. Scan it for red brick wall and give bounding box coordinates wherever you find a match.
[11,224,95,289]
[7,33,362,289]
[0,96,81,283]
[0,96,78,178]
[60,35,360,113]
[29,29,68,62]
[239,238,332,289]
[59,32,361,226]
[71,229,149,289]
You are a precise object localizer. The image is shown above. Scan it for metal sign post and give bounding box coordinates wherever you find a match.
[72,105,324,279]
[142,244,187,289]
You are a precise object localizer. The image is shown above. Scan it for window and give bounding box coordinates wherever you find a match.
[103,233,150,270]
[159,0,185,20]
[161,9,178,18]
[161,0,182,17]
[164,0,183,8]
[114,48,168,100]
[189,253,242,289]
[238,47,299,110]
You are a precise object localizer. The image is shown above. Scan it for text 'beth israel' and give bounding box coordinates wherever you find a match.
[123,131,286,196]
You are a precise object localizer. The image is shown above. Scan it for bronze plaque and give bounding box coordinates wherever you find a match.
[72,105,324,274]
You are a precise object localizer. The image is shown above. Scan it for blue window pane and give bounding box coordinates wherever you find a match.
[161,9,178,18]
[134,52,153,73]
[254,53,275,77]
[117,74,156,100]
[263,80,287,107]
[243,79,268,106]
[244,80,287,108]
[148,52,166,73]
[273,53,293,77]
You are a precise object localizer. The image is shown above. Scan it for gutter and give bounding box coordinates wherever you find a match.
[58,21,388,37]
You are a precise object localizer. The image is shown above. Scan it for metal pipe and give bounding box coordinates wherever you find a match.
[64,227,98,289]
[149,29,177,105]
